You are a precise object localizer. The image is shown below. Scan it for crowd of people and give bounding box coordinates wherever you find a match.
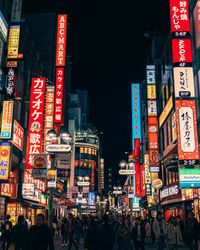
[0,211,199,250]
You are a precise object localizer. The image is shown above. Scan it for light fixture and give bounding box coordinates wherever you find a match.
[60,131,72,143]
[47,129,57,137]
[128,160,135,168]
[119,160,126,168]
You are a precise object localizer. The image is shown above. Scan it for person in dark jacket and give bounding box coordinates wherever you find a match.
[11,215,28,250]
[84,219,98,250]
[132,217,146,250]
[25,213,54,250]
[61,218,68,247]
[1,215,13,250]
[98,214,114,250]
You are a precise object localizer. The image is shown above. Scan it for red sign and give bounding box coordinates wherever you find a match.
[12,120,24,151]
[170,0,190,33]
[56,14,67,67]
[26,78,46,169]
[23,171,46,192]
[0,183,17,198]
[134,139,141,197]
[176,100,199,160]
[54,68,64,124]
[45,85,55,129]
[172,39,192,63]
[149,149,159,167]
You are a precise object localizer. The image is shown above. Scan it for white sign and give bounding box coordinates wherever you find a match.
[160,185,179,201]
[150,166,159,172]
[47,181,56,188]
[119,169,136,175]
[22,183,35,196]
[144,154,151,184]
[57,154,70,169]
[173,67,195,98]
[152,179,163,190]
[46,144,71,153]
[113,190,123,195]
[179,106,195,153]
[77,181,90,186]
[148,100,157,116]
[147,69,156,84]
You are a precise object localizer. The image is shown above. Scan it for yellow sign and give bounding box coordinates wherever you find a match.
[7,25,20,59]
[0,143,11,181]
[147,85,156,99]
[171,112,177,142]
[1,101,14,139]
[159,95,173,127]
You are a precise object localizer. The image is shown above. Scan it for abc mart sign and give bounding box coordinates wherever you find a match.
[119,169,136,175]
[46,144,71,153]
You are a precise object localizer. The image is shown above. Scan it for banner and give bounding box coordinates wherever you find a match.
[176,100,199,160]
[0,101,14,139]
[0,142,11,181]
[26,78,46,169]
[179,168,200,188]
[55,14,67,66]
[12,120,24,151]
[54,68,64,124]
[7,25,20,59]
[6,67,16,97]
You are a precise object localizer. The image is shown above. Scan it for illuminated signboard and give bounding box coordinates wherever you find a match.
[54,67,64,124]
[172,39,192,63]
[26,78,46,169]
[0,142,11,181]
[56,14,67,67]
[148,100,157,116]
[170,0,190,33]
[144,154,151,184]
[7,25,20,59]
[12,120,24,151]
[45,85,55,129]
[147,85,156,99]
[173,67,195,98]
[0,11,8,41]
[176,100,199,160]
[146,67,156,84]
[6,67,16,97]
[0,101,14,139]
[179,168,200,188]
[159,96,173,127]
[149,149,159,171]
[131,83,141,148]
[23,171,46,192]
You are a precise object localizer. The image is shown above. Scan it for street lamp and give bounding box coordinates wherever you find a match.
[46,129,72,226]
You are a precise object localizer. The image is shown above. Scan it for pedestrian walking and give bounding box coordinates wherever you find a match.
[10,215,28,250]
[132,217,146,250]
[186,211,198,250]
[152,212,167,250]
[61,218,68,247]
[56,216,61,237]
[25,213,54,250]
[117,217,132,250]
[84,219,98,250]
[167,216,177,250]
[145,218,152,246]
[1,215,13,250]
[67,213,78,250]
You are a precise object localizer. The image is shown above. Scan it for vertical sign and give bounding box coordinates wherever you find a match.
[131,84,141,148]
[55,15,67,67]
[45,85,55,130]
[0,142,11,181]
[0,11,8,42]
[26,78,46,169]
[54,68,64,124]
[134,139,141,197]
[12,120,24,151]
[11,0,23,23]
[0,101,14,139]
[7,25,20,59]
[172,39,192,63]
[176,100,199,160]
[6,67,16,97]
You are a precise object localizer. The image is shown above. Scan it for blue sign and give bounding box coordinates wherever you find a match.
[131,84,141,149]
[0,11,8,41]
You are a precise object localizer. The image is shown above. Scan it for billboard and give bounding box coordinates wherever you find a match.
[179,168,200,188]
[170,0,190,33]
[147,85,156,99]
[0,101,14,139]
[26,78,46,169]
[7,25,20,59]
[0,142,11,181]
[12,120,24,151]
[54,67,64,124]
[176,100,199,160]
[55,14,67,67]
[131,84,141,148]
[172,39,192,63]
[173,67,195,98]
[148,100,157,116]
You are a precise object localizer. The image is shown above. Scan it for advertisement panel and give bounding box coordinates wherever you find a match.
[148,117,158,132]
[179,168,200,188]
[22,183,35,196]
[26,78,46,169]
[159,96,173,127]
[134,139,141,197]
[0,183,17,198]
[0,11,8,42]
[148,100,157,116]
[7,25,20,59]
[23,170,46,192]
[131,84,141,148]
[170,0,190,33]
[173,67,195,98]
[12,120,24,151]
[176,100,199,160]
[172,39,192,63]
[0,142,11,181]
[45,85,55,129]
[6,67,16,97]
[47,169,57,188]
[148,132,158,149]
[147,85,156,99]
[55,14,67,67]
[146,68,155,84]
[144,154,151,184]
[0,101,14,139]
[54,67,64,124]
[171,113,177,142]
[194,0,200,48]
[149,149,159,171]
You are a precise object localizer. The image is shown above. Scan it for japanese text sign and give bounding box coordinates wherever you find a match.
[173,67,195,98]
[172,39,192,63]
[6,67,16,97]
[56,14,67,66]
[12,120,24,151]
[45,85,55,129]
[148,100,157,116]
[170,0,190,33]
[0,142,11,181]
[23,170,46,192]
[26,78,46,169]
[144,154,151,184]
[131,84,141,148]
[54,68,64,124]
[147,85,156,99]
[146,68,156,84]
[176,100,199,160]
[0,101,14,139]
[1,183,17,198]
[7,25,20,59]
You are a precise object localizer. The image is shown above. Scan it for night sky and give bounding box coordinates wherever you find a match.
[24,1,169,172]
